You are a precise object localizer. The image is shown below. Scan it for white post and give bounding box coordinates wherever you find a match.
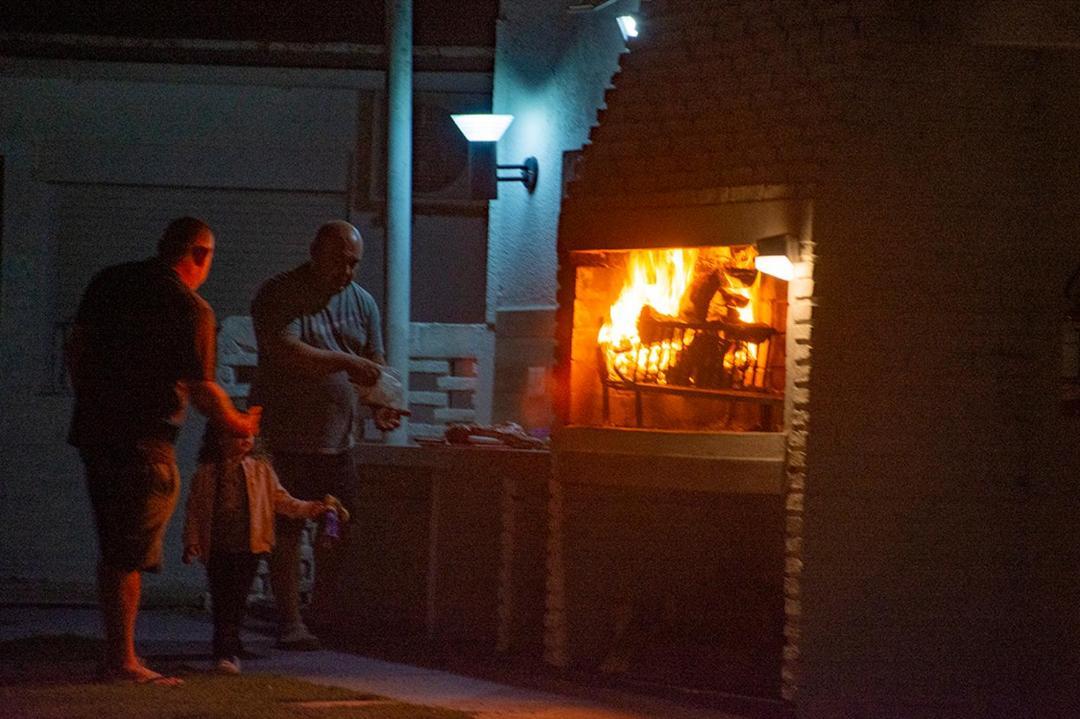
[385,0,412,445]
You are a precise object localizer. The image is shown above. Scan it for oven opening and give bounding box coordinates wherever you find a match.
[569,245,788,431]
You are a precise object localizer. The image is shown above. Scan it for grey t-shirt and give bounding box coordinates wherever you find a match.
[250,263,384,454]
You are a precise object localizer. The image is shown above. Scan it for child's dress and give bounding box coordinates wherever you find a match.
[183,455,319,662]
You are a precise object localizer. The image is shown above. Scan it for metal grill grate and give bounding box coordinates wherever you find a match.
[598,308,785,428]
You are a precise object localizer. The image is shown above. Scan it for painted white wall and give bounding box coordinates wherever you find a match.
[0,57,491,596]
[0,0,628,592]
[486,0,632,319]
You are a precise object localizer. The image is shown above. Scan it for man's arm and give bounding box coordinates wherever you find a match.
[268,334,381,386]
[251,280,381,386]
[188,381,262,436]
[179,295,261,435]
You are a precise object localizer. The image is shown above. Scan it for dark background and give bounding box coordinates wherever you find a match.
[2,0,499,47]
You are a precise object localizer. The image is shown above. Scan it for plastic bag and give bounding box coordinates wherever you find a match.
[356,365,407,412]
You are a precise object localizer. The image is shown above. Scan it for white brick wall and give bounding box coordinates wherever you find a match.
[218,317,496,442]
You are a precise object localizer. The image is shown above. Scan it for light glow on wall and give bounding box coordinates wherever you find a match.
[754,255,795,281]
[616,15,638,41]
[451,114,514,142]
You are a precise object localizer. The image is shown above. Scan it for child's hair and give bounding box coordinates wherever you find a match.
[197,422,267,464]
[197,422,227,464]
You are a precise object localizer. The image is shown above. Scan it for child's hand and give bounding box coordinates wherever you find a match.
[182,545,200,564]
[305,502,329,520]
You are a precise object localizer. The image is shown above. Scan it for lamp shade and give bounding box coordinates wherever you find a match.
[754,255,795,281]
[451,114,514,142]
[754,234,799,281]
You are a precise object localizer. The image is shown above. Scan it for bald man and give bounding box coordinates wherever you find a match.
[250,220,401,649]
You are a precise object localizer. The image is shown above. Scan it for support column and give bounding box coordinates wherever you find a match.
[385,0,412,445]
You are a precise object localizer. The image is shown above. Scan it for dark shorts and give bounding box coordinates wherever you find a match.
[81,440,180,573]
[271,450,358,533]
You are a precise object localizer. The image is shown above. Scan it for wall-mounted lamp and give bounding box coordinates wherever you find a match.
[451,113,539,199]
[616,15,639,41]
[754,234,800,281]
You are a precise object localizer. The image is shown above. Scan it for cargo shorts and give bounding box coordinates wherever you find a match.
[81,440,181,573]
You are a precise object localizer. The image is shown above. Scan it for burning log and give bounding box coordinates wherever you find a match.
[638,304,775,344]
[630,304,777,388]
[725,245,760,286]
[678,253,724,322]
[671,331,728,387]
[725,266,758,287]
[638,304,681,344]
[676,250,760,324]
[635,304,776,389]
[719,286,750,308]
[721,322,775,344]
[708,286,749,323]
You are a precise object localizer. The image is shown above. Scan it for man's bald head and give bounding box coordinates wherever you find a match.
[310,221,363,293]
[311,221,362,258]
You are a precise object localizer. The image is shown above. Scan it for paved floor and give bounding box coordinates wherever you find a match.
[0,605,752,719]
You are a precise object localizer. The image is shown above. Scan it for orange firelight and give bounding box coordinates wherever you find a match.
[597,247,763,385]
[597,249,696,382]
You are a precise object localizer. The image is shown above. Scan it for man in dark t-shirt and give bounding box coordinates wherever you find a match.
[68,259,216,448]
[67,216,260,684]
[251,220,402,649]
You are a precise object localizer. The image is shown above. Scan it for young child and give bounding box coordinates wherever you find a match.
[183,422,328,675]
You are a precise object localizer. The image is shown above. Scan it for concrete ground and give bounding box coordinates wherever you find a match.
[0,604,756,719]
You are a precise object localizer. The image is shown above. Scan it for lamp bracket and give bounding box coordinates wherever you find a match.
[496,156,539,193]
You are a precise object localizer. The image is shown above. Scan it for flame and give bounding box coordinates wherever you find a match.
[721,280,760,386]
[732,289,754,323]
[596,246,766,387]
[598,249,698,382]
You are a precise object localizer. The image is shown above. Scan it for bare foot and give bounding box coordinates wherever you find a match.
[101,662,184,686]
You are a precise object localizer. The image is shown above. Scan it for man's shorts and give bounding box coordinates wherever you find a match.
[81,440,180,573]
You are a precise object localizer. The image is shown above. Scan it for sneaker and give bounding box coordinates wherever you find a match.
[276,623,321,651]
[215,656,241,675]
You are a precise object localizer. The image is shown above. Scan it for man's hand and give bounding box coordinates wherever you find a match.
[374,406,404,432]
[182,545,200,564]
[347,357,381,387]
[235,405,262,437]
[189,382,263,437]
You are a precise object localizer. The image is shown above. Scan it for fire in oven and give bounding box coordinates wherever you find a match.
[568,243,788,431]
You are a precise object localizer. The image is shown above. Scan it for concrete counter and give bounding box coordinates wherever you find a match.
[331,443,550,655]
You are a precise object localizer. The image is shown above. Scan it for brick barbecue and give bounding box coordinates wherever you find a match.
[550,0,822,699]
[548,1,1080,715]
